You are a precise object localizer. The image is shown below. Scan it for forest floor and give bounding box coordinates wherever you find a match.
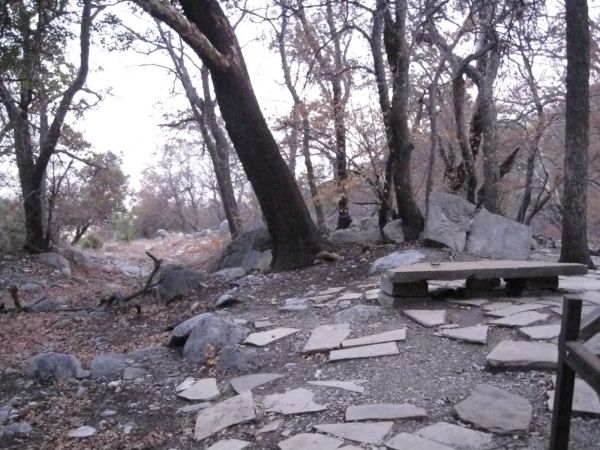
[1,234,600,450]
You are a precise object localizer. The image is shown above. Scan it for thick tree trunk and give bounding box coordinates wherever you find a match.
[560,0,594,268]
[170,0,321,269]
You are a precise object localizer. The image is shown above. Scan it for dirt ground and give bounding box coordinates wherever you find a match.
[1,235,599,450]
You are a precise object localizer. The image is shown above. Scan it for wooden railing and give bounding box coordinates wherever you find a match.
[549,294,600,449]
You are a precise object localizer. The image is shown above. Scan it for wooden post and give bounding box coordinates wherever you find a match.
[549,295,582,450]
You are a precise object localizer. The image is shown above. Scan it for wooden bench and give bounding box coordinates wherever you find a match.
[550,295,600,449]
[380,260,588,299]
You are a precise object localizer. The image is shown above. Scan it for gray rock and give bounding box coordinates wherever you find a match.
[329,342,399,361]
[26,352,87,380]
[313,422,393,444]
[519,324,561,340]
[206,439,250,450]
[386,432,455,450]
[263,388,327,415]
[0,421,33,438]
[230,373,282,394]
[37,252,71,274]
[155,229,169,239]
[217,346,273,373]
[241,249,272,272]
[334,305,382,323]
[342,329,407,348]
[279,297,308,312]
[178,378,220,401]
[346,403,426,421]
[278,433,343,450]
[423,192,476,252]
[302,323,351,353]
[20,282,42,292]
[169,313,212,347]
[486,340,558,369]
[243,327,299,346]
[157,265,206,303]
[67,425,97,438]
[123,367,147,380]
[370,250,425,274]
[329,227,382,245]
[454,384,532,434]
[29,297,66,312]
[183,314,249,364]
[416,422,492,449]
[213,228,272,271]
[212,267,247,283]
[0,406,10,424]
[440,325,488,344]
[466,209,532,260]
[215,292,244,309]
[89,354,127,380]
[403,309,447,327]
[194,391,256,441]
[382,219,405,244]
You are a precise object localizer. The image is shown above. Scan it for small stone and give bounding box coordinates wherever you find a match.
[342,329,406,348]
[244,328,300,346]
[194,392,256,441]
[178,378,220,401]
[279,298,308,312]
[519,324,561,340]
[230,373,282,394]
[314,422,393,444]
[386,432,454,450]
[403,310,447,327]
[254,320,273,329]
[416,422,492,448]
[263,388,327,415]
[486,340,558,369]
[258,419,282,433]
[489,311,549,327]
[215,293,244,309]
[206,439,250,450]
[345,403,427,421]
[277,433,343,450]
[440,325,488,344]
[329,342,398,362]
[123,425,133,434]
[68,425,97,438]
[454,384,532,434]
[307,380,365,393]
[303,323,351,353]
[101,409,117,417]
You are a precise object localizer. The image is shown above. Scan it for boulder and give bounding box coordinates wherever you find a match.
[213,229,272,271]
[183,314,250,364]
[217,346,275,373]
[155,229,169,239]
[26,352,88,380]
[383,219,405,244]
[423,192,476,251]
[212,267,247,283]
[36,252,71,275]
[0,229,10,256]
[466,209,532,260]
[329,216,383,245]
[157,265,206,303]
[370,250,426,274]
[29,297,67,312]
[89,354,127,380]
[241,249,273,272]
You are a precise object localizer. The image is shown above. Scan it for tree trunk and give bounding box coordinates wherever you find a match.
[71,223,90,245]
[560,0,594,268]
[452,75,477,203]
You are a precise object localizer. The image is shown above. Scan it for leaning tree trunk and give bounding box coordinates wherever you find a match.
[136,0,321,269]
[559,0,594,268]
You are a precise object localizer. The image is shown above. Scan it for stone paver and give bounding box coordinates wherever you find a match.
[206,439,250,450]
[302,323,351,353]
[486,340,557,369]
[194,392,256,441]
[587,333,600,355]
[336,292,363,301]
[484,303,547,318]
[263,388,327,415]
[178,378,220,401]
[519,323,561,340]
[317,287,346,296]
[257,419,282,433]
[439,325,488,344]
[482,301,513,311]
[175,377,196,392]
[230,373,282,394]
[307,380,365,393]
[277,433,343,450]
[329,342,399,362]
[489,311,549,327]
[386,433,455,450]
[448,299,489,307]
[416,422,492,449]
[314,422,393,444]
[403,310,447,327]
[547,377,600,415]
[454,384,532,434]
[341,329,406,348]
[243,328,300,346]
[345,403,427,421]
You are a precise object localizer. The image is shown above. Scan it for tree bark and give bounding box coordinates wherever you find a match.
[560,0,594,268]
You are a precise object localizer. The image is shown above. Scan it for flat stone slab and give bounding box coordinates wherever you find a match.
[547,377,600,416]
[302,323,351,353]
[317,287,347,295]
[485,303,547,318]
[206,439,250,450]
[336,292,363,300]
[263,388,327,415]
[194,392,256,441]
[386,433,455,450]
[385,260,587,284]
[278,433,343,450]
[341,329,406,348]
[230,373,283,394]
[448,299,489,307]
[482,301,513,311]
[345,403,427,421]
[175,377,197,392]
[329,342,399,362]
[243,327,300,346]
[254,320,273,329]
[257,419,282,433]
[403,310,447,327]
[489,311,549,327]
[455,384,532,434]
[307,380,365,393]
[486,340,558,369]
[519,324,561,340]
[178,378,219,401]
[416,422,492,448]
[314,422,393,444]
[440,325,488,344]
[586,333,600,356]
